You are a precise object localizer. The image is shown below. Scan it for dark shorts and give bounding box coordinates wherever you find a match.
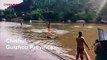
[77,48,84,54]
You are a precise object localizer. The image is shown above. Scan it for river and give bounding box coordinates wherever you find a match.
[0,21,107,60]
[0,21,74,60]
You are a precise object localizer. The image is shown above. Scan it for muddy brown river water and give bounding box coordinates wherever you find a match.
[30,23,107,56]
[0,21,107,60]
[0,22,75,60]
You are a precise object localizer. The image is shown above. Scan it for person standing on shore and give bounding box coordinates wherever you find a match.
[76,31,90,60]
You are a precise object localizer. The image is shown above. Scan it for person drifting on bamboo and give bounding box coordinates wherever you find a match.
[20,19,23,26]
[76,31,90,60]
[47,22,51,33]
[46,22,54,39]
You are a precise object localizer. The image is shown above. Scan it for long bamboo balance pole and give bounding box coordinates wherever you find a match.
[81,23,95,60]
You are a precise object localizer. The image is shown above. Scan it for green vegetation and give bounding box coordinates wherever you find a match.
[0,0,103,22]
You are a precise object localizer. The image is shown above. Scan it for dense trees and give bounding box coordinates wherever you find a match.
[0,0,99,22]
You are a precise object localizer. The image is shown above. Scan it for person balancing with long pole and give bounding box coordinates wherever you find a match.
[46,21,57,39]
[47,21,51,33]
[46,22,52,39]
[76,31,90,60]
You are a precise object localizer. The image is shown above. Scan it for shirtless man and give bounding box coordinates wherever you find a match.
[76,32,90,60]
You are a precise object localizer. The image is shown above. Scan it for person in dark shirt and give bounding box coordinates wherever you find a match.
[94,39,107,60]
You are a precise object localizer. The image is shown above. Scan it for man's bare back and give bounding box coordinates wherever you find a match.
[76,37,84,48]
